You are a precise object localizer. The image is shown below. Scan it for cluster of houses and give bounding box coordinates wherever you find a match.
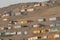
[0,0,59,40]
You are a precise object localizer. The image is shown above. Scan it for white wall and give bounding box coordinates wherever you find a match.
[0,0,49,8]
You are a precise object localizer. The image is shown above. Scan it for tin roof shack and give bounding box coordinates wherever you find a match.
[15,12,27,16]
[54,34,60,38]
[21,7,27,12]
[47,33,60,39]
[22,2,35,8]
[0,32,7,37]
[3,11,14,17]
[22,4,28,8]
[45,0,57,6]
[49,17,60,21]
[27,8,34,12]
[12,8,20,14]
[33,3,40,7]
[42,35,47,39]
[28,4,34,8]
[49,28,59,33]
[40,2,47,7]
[50,0,57,4]
[40,0,56,7]
[20,9,25,12]
[0,27,11,30]
[37,18,46,22]
[4,32,16,37]
[47,34,54,39]
[49,0,60,6]
[16,31,22,35]
[50,23,60,27]
[28,36,38,40]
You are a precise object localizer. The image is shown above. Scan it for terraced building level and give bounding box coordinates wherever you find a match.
[0,0,60,40]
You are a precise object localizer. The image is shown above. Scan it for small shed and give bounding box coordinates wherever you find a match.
[21,9,25,12]
[54,34,59,38]
[49,17,60,21]
[34,3,40,7]
[14,25,21,29]
[16,31,22,35]
[10,32,16,35]
[27,8,34,12]
[37,18,46,22]
[5,32,10,35]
